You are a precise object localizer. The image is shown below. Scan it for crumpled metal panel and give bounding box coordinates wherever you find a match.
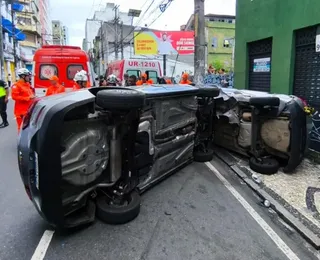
[61,120,109,186]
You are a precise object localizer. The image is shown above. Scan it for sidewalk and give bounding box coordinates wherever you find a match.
[214,147,320,249]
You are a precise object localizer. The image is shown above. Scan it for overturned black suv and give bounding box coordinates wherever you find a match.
[17,85,219,229]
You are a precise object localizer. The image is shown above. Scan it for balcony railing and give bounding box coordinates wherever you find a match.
[16,24,41,36]
[19,40,37,48]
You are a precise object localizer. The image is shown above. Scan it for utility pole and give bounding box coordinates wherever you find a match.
[113,5,119,60]
[194,0,206,84]
[0,3,5,78]
[120,21,124,59]
[100,21,104,73]
[10,4,17,69]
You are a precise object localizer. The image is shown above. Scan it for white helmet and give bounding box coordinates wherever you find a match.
[107,74,117,83]
[74,70,88,82]
[17,68,31,77]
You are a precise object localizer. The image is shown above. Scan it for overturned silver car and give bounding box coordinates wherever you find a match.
[212,88,307,174]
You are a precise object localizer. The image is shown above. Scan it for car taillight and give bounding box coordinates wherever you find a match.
[22,99,40,130]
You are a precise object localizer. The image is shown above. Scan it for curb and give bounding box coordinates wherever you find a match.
[214,147,320,250]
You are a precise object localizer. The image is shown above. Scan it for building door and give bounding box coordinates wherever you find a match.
[293,25,320,108]
[248,38,272,92]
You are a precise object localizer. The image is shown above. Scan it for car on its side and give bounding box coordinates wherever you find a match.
[17,85,219,229]
[211,88,307,174]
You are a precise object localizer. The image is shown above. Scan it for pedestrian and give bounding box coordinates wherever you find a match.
[7,73,12,87]
[11,68,34,133]
[45,75,65,96]
[0,79,9,128]
[99,78,107,86]
[136,73,153,86]
[73,70,89,90]
[179,73,192,85]
[128,75,137,86]
[123,73,129,86]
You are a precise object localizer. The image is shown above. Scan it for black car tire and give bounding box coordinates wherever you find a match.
[96,190,141,224]
[96,89,145,110]
[249,97,280,107]
[194,148,214,162]
[198,87,220,97]
[249,157,279,175]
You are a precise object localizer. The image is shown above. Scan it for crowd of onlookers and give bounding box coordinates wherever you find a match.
[204,65,234,88]
[97,72,195,87]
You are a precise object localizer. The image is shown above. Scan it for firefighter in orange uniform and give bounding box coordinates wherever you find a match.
[73,70,89,90]
[45,75,65,96]
[11,68,34,133]
[136,73,153,86]
[179,73,192,85]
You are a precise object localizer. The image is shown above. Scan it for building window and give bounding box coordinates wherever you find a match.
[211,37,218,48]
[223,39,231,47]
[40,64,58,79]
[228,19,233,23]
[67,64,83,79]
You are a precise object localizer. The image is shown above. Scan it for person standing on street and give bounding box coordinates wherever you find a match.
[73,70,89,90]
[136,73,153,86]
[11,68,34,133]
[0,79,9,128]
[179,73,192,85]
[122,73,129,86]
[45,75,65,96]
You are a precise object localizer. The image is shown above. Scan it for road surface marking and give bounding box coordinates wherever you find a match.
[205,162,300,260]
[31,230,55,260]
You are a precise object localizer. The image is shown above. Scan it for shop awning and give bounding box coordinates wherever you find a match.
[1,16,26,41]
[2,17,13,34]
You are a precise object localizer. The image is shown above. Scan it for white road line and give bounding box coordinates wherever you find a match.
[30,230,55,260]
[205,162,300,260]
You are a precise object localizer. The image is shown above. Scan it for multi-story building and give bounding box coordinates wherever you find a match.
[14,0,41,70]
[38,0,51,44]
[62,25,69,45]
[182,14,236,70]
[52,20,68,45]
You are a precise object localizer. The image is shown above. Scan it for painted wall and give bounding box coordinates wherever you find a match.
[207,21,235,71]
[235,0,320,93]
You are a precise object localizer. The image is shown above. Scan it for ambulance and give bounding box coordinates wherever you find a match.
[106,59,162,83]
[32,45,96,97]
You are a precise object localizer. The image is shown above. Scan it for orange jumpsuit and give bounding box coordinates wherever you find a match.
[136,79,153,86]
[166,79,172,84]
[45,84,65,96]
[11,80,34,132]
[179,80,192,84]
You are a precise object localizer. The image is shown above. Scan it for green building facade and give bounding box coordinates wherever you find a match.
[182,14,236,71]
[206,20,235,71]
[235,0,320,107]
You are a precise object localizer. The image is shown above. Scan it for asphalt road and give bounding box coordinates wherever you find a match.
[0,100,318,260]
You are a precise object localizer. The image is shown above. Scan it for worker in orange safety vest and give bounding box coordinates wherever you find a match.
[73,70,90,90]
[45,75,65,96]
[11,68,35,133]
[136,73,153,86]
[179,73,192,85]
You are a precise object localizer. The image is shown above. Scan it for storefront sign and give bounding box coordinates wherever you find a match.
[253,57,271,72]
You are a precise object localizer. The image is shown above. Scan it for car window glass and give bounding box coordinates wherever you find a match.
[39,64,58,80]
[67,65,83,80]
[127,70,140,78]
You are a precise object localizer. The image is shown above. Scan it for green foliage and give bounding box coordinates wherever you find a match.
[210,60,224,70]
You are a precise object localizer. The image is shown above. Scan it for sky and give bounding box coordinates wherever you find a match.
[50,0,236,47]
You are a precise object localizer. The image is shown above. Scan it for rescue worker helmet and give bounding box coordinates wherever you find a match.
[73,70,88,82]
[17,68,31,77]
[107,74,117,84]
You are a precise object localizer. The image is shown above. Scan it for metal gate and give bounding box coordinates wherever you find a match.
[248,38,272,92]
[293,25,320,108]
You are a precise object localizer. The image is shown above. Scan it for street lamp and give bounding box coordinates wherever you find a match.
[128,9,141,57]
